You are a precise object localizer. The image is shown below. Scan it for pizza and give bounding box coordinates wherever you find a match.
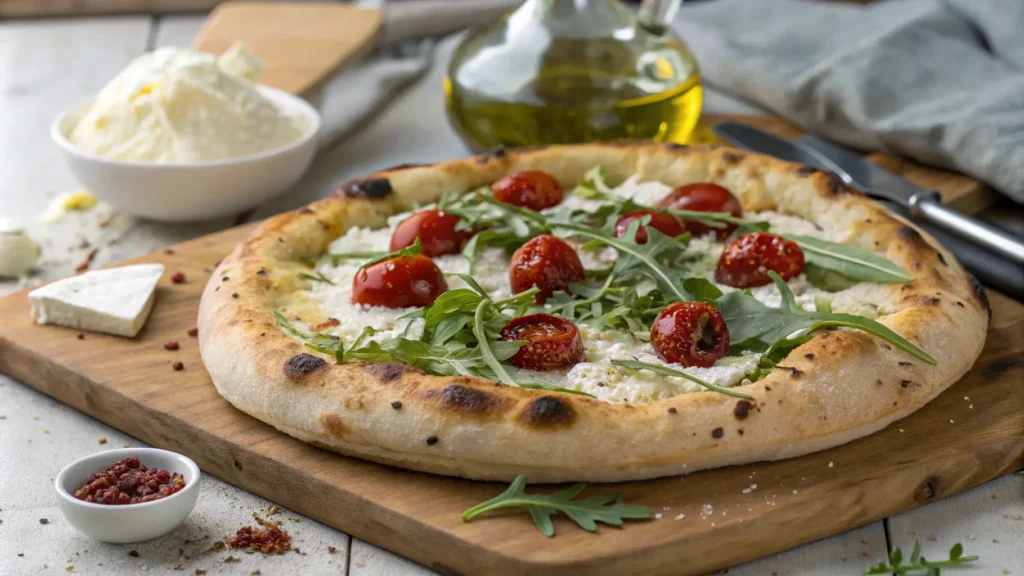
[197,143,989,483]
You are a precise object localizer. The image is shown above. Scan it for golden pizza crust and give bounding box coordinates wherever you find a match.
[197,143,989,482]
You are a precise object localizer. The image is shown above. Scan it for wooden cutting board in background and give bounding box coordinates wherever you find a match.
[192,2,383,96]
[0,223,1020,576]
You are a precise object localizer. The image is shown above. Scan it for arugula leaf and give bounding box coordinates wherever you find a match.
[305,334,344,361]
[274,311,314,340]
[781,234,912,283]
[803,262,856,292]
[517,382,597,398]
[473,299,519,386]
[358,237,423,271]
[718,272,936,364]
[462,474,651,537]
[553,222,693,303]
[446,272,489,297]
[732,220,771,237]
[297,270,335,285]
[682,277,723,303]
[862,540,977,575]
[611,359,754,399]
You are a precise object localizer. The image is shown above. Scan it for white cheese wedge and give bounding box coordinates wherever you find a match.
[28,263,164,337]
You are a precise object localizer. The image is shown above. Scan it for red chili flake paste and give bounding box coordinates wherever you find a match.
[73,457,185,505]
[228,516,293,555]
[164,340,180,351]
[171,271,186,284]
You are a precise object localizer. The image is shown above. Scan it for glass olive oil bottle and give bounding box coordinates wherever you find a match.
[445,0,702,150]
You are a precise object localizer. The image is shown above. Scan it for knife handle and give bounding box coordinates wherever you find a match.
[911,191,1024,265]
[880,200,1024,301]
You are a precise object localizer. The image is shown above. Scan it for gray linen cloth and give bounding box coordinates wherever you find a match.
[675,0,1024,202]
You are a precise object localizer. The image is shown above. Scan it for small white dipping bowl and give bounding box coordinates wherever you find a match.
[51,86,320,222]
[55,448,201,543]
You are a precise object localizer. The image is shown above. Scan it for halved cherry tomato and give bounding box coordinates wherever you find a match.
[614,210,686,244]
[500,314,585,371]
[390,209,474,257]
[650,302,730,368]
[715,232,805,288]
[657,183,742,240]
[351,255,448,308]
[509,234,585,304]
[491,170,563,211]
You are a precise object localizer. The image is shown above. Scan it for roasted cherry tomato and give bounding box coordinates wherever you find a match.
[657,183,742,240]
[389,209,474,257]
[351,255,448,308]
[614,210,686,244]
[650,302,730,368]
[509,234,585,304]
[500,314,585,371]
[715,232,805,288]
[491,170,563,211]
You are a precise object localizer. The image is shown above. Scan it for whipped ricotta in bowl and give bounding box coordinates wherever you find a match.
[70,43,306,163]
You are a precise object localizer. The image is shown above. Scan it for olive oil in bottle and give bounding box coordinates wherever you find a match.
[445,0,703,150]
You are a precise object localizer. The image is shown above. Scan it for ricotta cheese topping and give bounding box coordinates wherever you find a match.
[28,263,164,337]
[286,177,891,403]
[70,43,305,163]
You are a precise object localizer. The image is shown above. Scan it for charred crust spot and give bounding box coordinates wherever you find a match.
[667,407,678,414]
[426,435,438,446]
[795,166,818,177]
[900,380,913,388]
[520,396,575,428]
[908,295,941,306]
[880,342,892,350]
[298,207,316,215]
[825,172,844,195]
[898,361,912,367]
[720,151,740,164]
[778,366,803,378]
[391,401,402,410]
[222,276,229,281]
[318,413,348,438]
[365,362,418,382]
[231,293,240,299]
[338,178,393,199]
[383,162,429,172]
[477,146,508,163]
[955,301,965,307]
[897,225,924,242]
[876,379,883,386]
[285,354,327,379]
[737,429,744,435]
[711,427,724,439]
[734,400,752,420]
[937,252,947,266]
[804,353,815,360]
[967,273,991,320]
[914,476,939,501]
[439,384,498,414]
[764,384,772,391]
[666,143,689,151]
[256,269,268,276]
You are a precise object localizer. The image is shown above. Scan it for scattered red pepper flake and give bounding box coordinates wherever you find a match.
[128,550,139,557]
[171,271,186,284]
[73,457,186,505]
[76,333,85,340]
[228,516,293,555]
[98,438,107,445]
[328,546,336,554]
[39,518,49,525]
[187,327,199,337]
[314,318,340,331]
[164,340,180,351]
[75,249,98,273]
[172,361,184,371]
[164,248,176,255]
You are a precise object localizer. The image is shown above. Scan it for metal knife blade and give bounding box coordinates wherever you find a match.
[792,135,922,206]
[712,123,829,168]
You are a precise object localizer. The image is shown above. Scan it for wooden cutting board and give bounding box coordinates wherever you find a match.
[0,217,1021,574]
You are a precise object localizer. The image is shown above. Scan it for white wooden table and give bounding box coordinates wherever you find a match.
[0,14,1021,576]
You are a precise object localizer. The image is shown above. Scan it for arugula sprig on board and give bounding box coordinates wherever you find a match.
[462,474,652,537]
[863,540,977,575]
[718,272,935,364]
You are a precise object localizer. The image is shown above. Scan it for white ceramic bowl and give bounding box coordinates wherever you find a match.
[51,86,320,222]
[54,448,201,543]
